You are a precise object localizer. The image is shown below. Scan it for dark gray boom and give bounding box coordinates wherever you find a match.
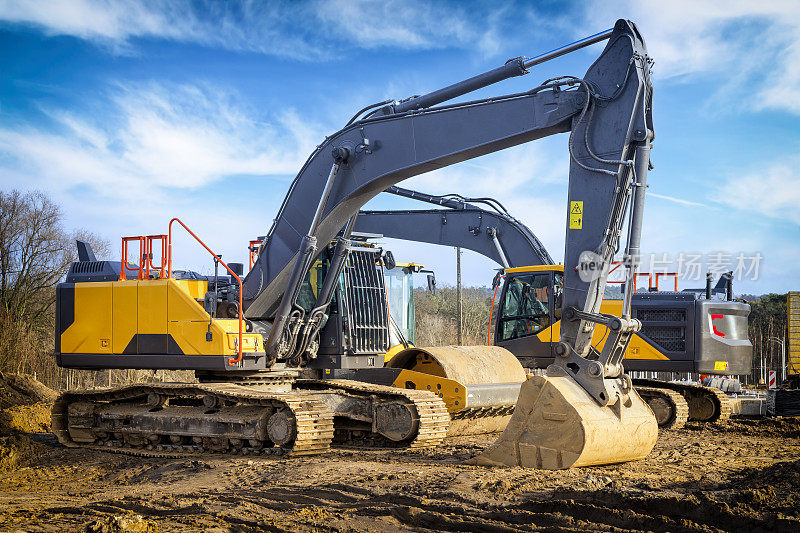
[354,186,553,268]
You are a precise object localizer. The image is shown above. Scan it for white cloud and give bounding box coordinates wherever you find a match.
[718,161,800,226]
[0,0,519,59]
[0,81,327,273]
[0,82,321,194]
[648,193,707,208]
[582,1,800,114]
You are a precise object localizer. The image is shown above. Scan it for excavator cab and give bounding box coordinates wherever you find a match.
[384,262,421,352]
[490,266,564,364]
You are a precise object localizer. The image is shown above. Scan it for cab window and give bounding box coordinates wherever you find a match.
[498,273,552,341]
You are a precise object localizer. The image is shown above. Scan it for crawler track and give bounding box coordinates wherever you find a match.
[52,379,450,458]
[296,379,450,448]
[633,379,732,424]
[52,383,335,458]
[635,386,689,429]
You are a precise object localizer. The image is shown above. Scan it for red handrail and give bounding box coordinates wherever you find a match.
[634,272,652,292]
[120,235,168,280]
[147,234,168,279]
[605,261,625,285]
[167,218,244,365]
[248,239,263,270]
[654,272,678,292]
[120,236,146,280]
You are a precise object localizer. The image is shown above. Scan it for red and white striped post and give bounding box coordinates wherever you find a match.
[768,370,777,389]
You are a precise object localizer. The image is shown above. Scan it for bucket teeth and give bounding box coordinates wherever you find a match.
[471,375,658,469]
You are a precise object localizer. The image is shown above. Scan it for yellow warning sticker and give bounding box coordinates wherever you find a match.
[569,201,583,229]
[714,361,728,372]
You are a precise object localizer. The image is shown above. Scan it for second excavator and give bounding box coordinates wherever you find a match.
[355,185,753,430]
[53,20,658,469]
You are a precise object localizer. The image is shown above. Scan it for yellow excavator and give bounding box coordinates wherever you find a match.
[52,20,658,469]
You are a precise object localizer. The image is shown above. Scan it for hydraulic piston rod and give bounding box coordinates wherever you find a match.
[392,27,613,114]
[522,28,613,69]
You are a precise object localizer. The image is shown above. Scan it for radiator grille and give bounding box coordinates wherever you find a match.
[640,325,685,352]
[342,249,389,354]
[637,309,686,323]
[70,261,105,273]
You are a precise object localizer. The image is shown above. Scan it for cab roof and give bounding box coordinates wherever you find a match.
[503,264,564,274]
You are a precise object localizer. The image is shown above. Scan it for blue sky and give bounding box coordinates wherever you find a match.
[1,0,798,294]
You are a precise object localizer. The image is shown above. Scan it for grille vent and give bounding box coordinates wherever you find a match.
[342,249,389,354]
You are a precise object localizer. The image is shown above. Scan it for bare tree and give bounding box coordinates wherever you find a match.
[0,190,115,381]
[0,190,71,329]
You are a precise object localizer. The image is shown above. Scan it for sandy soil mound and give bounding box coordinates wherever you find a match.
[0,434,48,474]
[0,373,57,434]
[0,372,57,408]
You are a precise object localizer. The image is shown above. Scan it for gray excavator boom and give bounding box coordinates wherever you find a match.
[354,186,553,269]
[245,20,647,327]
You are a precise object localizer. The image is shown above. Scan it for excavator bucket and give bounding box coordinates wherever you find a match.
[472,374,658,469]
[386,345,527,436]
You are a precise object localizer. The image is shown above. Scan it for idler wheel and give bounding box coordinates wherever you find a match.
[647,396,674,426]
[146,393,166,410]
[267,410,296,446]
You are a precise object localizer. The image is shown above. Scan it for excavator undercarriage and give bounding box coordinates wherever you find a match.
[53,376,450,456]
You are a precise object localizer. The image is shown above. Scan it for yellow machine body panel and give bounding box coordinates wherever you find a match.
[60,278,260,356]
[390,369,467,414]
[504,265,564,274]
[111,283,138,353]
[533,300,669,361]
[789,292,800,377]
[61,282,115,355]
[384,343,409,363]
[138,281,168,335]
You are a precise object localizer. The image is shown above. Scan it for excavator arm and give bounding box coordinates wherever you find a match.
[354,185,554,268]
[246,20,652,381]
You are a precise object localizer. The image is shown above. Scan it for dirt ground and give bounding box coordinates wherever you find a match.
[1,376,799,532]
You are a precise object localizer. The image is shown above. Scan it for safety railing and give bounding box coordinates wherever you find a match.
[654,272,678,292]
[605,261,626,288]
[606,262,679,292]
[248,239,263,270]
[167,218,244,365]
[119,234,167,281]
[634,272,654,292]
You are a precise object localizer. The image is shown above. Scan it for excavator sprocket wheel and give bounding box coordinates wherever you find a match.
[471,375,658,469]
[635,386,689,430]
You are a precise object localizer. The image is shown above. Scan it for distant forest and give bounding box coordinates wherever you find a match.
[741,293,791,383]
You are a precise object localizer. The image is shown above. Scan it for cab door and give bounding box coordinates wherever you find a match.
[493,271,556,367]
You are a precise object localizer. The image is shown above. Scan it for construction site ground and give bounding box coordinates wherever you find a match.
[1,375,799,532]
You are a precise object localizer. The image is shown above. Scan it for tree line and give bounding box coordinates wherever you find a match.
[742,293,791,384]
